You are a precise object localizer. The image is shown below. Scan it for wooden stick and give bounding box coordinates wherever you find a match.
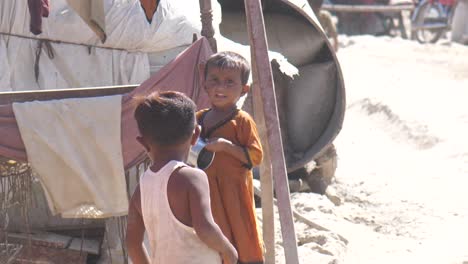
[0,85,136,105]
[251,57,275,264]
[199,0,217,52]
[322,4,414,13]
[244,1,299,263]
[0,32,120,51]
[246,1,275,262]
[252,184,348,245]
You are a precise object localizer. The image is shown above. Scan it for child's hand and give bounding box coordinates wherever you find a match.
[205,138,232,152]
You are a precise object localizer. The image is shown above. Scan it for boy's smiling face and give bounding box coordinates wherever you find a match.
[204,66,249,111]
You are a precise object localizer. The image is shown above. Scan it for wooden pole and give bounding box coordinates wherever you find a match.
[322,4,414,13]
[251,63,275,263]
[244,1,299,263]
[199,0,217,52]
[244,1,275,263]
[0,85,136,105]
[245,2,275,262]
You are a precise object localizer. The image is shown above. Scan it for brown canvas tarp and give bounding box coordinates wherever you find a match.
[0,37,212,170]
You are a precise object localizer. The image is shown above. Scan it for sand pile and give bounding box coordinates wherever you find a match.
[271,36,468,264]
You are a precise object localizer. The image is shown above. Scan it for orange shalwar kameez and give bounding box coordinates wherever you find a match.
[197,109,264,264]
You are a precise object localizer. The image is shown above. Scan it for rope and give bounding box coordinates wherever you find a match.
[0,31,126,51]
[0,31,128,84]
[34,40,55,82]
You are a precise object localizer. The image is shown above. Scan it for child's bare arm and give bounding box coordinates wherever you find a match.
[179,167,238,263]
[126,186,150,264]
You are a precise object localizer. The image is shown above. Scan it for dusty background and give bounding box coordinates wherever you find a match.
[270,35,468,264]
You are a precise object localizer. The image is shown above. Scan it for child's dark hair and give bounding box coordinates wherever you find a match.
[134,91,196,146]
[204,51,250,85]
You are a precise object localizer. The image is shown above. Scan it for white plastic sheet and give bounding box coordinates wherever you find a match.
[0,35,149,91]
[0,0,221,51]
[13,95,127,218]
[0,0,222,91]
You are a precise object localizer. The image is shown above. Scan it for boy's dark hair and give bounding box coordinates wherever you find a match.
[204,51,250,85]
[134,91,196,146]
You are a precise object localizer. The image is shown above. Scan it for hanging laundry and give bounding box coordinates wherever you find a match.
[140,0,159,23]
[13,95,128,218]
[66,0,107,43]
[27,0,50,35]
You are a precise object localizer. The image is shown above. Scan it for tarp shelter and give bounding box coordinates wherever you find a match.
[1,0,346,263]
[1,1,222,262]
[0,0,224,92]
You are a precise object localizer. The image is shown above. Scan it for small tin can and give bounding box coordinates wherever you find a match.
[188,138,215,170]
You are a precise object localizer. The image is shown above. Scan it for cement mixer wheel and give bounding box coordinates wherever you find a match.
[304,144,337,195]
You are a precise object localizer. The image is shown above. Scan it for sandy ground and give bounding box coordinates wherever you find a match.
[272,36,468,264]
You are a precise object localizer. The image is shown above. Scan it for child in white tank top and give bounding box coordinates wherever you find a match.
[126,91,237,264]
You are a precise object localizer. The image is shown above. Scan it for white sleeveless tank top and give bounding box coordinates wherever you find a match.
[140,160,221,264]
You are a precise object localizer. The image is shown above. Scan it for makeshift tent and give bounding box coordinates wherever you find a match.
[0,0,223,92]
[0,37,214,263]
[0,38,212,170]
[1,0,346,263]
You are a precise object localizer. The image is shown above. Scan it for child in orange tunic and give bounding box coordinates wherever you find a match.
[197,51,264,264]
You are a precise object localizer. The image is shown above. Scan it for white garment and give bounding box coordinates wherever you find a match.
[0,35,150,92]
[1,0,220,91]
[65,0,106,42]
[0,0,221,52]
[140,161,221,264]
[13,95,128,218]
